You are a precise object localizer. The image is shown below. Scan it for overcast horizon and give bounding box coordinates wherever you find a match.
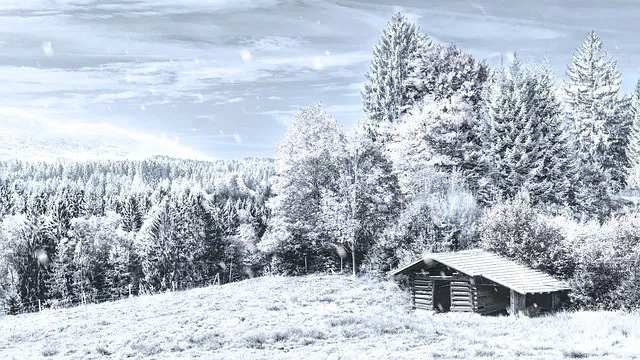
[1,0,639,161]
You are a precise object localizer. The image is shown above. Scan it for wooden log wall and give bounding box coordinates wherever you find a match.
[450,277,474,312]
[473,283,510,314]
[410,274,433,310]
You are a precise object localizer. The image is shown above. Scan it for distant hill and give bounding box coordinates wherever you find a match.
[0,275,638,359]
[0,122,213,162]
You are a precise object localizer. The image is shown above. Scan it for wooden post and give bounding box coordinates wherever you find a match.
[128,284,132,298]
[304,256,308,273]
[509,290,526,316]
[38,299,42,312]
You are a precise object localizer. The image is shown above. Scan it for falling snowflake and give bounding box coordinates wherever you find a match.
[233,133,242,144]
[325,50,331,56]
[41,41,54,57]
[36,249,49,266]
[312,57,324,71]
[240,49,253,63]
[505,51,515,63]
[140,104,146,111]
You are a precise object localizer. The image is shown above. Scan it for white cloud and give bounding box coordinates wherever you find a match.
[259,109,297,126]
[0,0,285,16]
[94,91,140,103]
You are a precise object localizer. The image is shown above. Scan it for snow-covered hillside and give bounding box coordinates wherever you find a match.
[1,275,639,359]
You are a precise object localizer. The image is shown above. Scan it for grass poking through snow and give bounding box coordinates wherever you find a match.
[0,275,639,359]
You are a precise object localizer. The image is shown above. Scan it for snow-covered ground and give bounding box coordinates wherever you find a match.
[0,0,638,160]
[1,275,639,359]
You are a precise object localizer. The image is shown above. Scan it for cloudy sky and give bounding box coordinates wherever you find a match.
[1,0,639,160]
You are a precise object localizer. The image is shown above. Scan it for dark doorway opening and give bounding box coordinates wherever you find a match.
[433,280,451,312]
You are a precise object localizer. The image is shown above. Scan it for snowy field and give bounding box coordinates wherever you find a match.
[1,275,639,359]
[0,0,639,159]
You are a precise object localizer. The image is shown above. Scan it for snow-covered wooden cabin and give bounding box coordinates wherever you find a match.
[391,249,571,316]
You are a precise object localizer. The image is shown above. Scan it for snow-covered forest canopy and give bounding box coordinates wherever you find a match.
[2,13,640,314]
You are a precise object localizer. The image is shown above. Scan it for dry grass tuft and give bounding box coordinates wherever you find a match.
[1,275,640,359]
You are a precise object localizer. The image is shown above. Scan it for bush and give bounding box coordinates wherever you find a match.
[479,191,575,279]
[563,213,640,310]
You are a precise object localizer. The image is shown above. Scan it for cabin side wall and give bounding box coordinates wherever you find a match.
[471,277,511,315]
[409,274,433,310]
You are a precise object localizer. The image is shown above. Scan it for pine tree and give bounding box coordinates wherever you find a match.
[121,195,143,233]
[47,236,77,306]
[362,13,429,126]
[628,80,640,188]
[483,56,534,201]
[480,56,573,206]
[564,31,632,217]
[525,61,574,205]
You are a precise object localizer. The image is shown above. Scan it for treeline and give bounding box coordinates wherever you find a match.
[260,14,640,310]
[0,157,273,313]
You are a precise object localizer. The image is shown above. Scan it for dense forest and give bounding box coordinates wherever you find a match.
[0,157,274,313]
[2,13,640,314]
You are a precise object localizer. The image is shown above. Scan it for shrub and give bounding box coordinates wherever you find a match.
[564,213,640,310]
[479,191,575,279]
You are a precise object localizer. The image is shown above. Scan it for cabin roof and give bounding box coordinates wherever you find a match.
[391,249,571,295]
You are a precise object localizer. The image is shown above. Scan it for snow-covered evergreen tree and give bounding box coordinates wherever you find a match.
[121,195,143,233]
[482,56,573,206]
[362,13,429,126]
[525,61,574,205]
[404,42,489,111]
[627,80,640,188]
[564,31,632,217]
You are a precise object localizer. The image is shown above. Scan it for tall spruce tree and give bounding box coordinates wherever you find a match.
[483,56,532,201]
[524,61,574,205]
[628,80,640,188]
[482,56,572,206]
[362,13,429,127]
[564,31,632,218]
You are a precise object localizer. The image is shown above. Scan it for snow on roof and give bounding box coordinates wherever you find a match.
[391,249,571,295]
